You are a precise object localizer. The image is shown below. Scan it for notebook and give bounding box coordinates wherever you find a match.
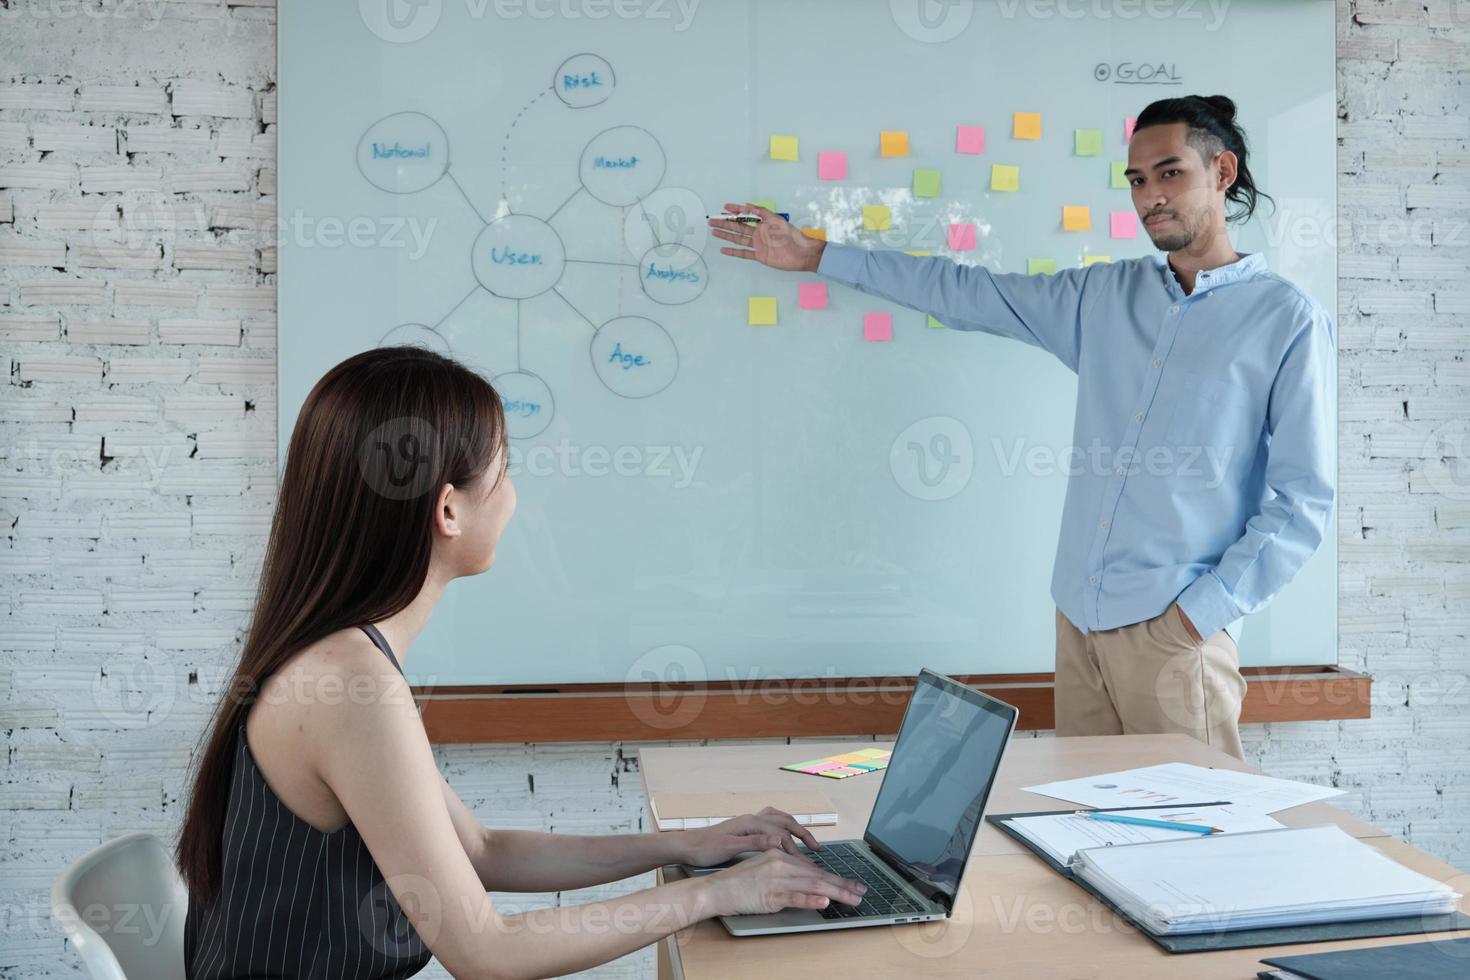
[1071,825,1461,937]
[1258,938,1470,978]
[648,790,837,831]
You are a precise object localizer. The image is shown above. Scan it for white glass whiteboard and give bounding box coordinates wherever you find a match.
[280,0,1337,685]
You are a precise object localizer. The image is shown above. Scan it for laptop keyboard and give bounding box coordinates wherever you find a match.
[799,842,929,919]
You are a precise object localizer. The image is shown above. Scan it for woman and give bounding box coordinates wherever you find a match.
[175,346,866,979]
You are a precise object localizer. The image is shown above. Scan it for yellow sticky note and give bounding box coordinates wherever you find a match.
[905,250,933,257]
[863,205,891,231]
[769,135,799,161]
[1028,258,1056,275]
[800,226,826,241]
[1083,255,1111,267]
[990,164,1020,192]
[880,130,909,157]
[1063,205,1091,231]
[748,297,778,325]
[1013,112,1042,140]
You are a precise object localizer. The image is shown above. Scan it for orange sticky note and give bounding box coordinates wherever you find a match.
[1013,112,1042,140]
[800,226,826,241]
[880,130,909,157]
[1062,205,1091,231]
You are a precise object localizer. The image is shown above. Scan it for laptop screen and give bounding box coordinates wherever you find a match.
[863,671,1016,907]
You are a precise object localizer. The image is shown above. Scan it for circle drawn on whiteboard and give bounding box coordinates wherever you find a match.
[493,370,555,440]
[553,54,615,109]
[638,244,707,306]
[379,323,450,352]
[357,112,449,194]
[471,214,566,299]
[623,186,708,258]
[579,126,666,207]
[590,316,678,399]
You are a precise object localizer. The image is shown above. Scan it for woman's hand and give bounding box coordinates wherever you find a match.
[677,807,822,867]
[701,849,868,917]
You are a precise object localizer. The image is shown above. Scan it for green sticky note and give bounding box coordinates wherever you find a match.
[769,135,799,161]
[1111,161,1130,190]
[1028,258,1056,275]
[1075,128,1103,156]
[927,315,946,329]
[748,296,778,325]
[913,168,942,198]
[863,205,891,231]
[990,164,1020,192]
[750,200,776,212]
[1083,255,1111,267]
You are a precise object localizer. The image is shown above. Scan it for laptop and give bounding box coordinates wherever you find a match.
[712,669,1017,936]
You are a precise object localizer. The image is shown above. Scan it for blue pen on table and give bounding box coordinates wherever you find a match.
[1081,811,1220,834]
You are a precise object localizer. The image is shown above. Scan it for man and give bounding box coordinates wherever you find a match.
[709,95,1335,760]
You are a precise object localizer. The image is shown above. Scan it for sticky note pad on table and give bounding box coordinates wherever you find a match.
[863,204,891,231]
[770,135,799,161]
[863,312,893,342]
[913,168,942,198]
[1075,128,1103,156]
[880,130,909,157]
[801,226,826,241]
[1125,116,1137,143]
[798,282,828,310]
[990,164,1020,192]
[1110,210,1138,239]
[782,748,893,779]
[1013,111,1042,140]
[1111,160,1130,189]
[956,125,985,154]
[1083,254,1111,267]
[1028,257,1057,275]
[817,150,847,180]
[748,296,778,325]
[947,222,977,251]
[1063,205,1091,231]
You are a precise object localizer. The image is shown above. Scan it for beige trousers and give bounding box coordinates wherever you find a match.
[1054,603,1247,760]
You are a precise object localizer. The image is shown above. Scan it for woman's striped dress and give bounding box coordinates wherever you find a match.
[184,625,434,979]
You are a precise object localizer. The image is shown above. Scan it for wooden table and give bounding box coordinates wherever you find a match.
[639,735,1470,979]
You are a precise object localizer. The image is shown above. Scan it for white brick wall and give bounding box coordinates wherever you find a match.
[2,2,1468,978]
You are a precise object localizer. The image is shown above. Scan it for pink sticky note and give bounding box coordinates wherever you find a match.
[817,150,847,181]
[803,761,843,772]
[1110,210,1138,239]
[863,312,893,342]
[798,282,828,309]
[956,125,985,154]
[1125,116,1137,143]
[947,222,977,251]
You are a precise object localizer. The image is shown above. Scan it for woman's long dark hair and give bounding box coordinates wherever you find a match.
[1134,94,1274,223]
[176,345,507,904]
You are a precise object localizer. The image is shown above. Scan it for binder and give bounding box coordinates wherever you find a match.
[986,807,1470,954]
[1258,937,1470,978]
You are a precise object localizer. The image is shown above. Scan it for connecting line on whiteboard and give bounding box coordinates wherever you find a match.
[499,86,553,190]
[546,185,582,223]
[433,285,481,331]
[515,299,522,369]
[446,170,491,226]
[551,285,598,331]
[634,197,663,246]
[566,258,638,269]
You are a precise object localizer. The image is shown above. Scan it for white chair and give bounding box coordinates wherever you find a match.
[52,832,188,980]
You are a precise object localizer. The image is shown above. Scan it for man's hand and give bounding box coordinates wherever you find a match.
[675,806,822,867]
[1176,604,1204,644]
[708,202,825,272]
